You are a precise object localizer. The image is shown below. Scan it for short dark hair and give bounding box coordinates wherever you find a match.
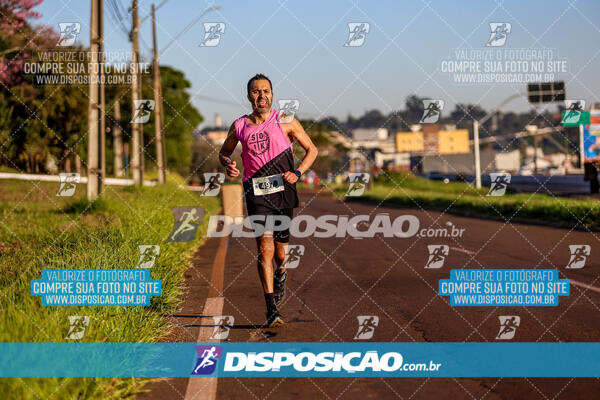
[247,73,272,95]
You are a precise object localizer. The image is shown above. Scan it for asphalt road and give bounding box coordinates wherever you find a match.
[425,173,594,196]
[141,189,600,400]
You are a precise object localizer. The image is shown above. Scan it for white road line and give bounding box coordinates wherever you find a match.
[450,246,477,255]
[569,279,600,294]
[183,233,229,400]
[183,296,225,400]
[184,185,241,400]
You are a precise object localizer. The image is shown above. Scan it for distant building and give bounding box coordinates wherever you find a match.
[329,130,350,146]
[351,128,388,141]
[203,130,228,145]
[337,128,412,169]
[421,150,495,174]
[375,152,410,169]
[495,150,521,172]
[350,129,394,151]
[396,131,424,152]
[438,129,469,154]
[395,124,469,155]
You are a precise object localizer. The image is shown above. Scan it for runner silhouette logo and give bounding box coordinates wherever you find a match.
[191,345,222,375]
[486,22,511,47]
[344,22,370,47]
[496,315,520,340]
[354,315,379,340]
[200,23,225,47]
[487,173,511,196]
[210,316,234,340]
[57,23,81,47]
[65,316,89,340]
[56,172,80,197]
[566,245,590,269]
[562,100,586,124]
[201,173,225,196]
[420,100,444,123]
[167,207,205,242]
[137,245,160,268]
[346,173,370,197]
[285,245,305,269]
[131,100,155,124]
[425,245,449,269]
[278,100,300,123]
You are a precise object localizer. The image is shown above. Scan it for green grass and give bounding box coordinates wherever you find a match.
[336,171,600,230]
[0,178,220,399]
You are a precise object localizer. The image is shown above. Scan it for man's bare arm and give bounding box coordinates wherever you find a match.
[282,117,318,184]
[219,123,240,178]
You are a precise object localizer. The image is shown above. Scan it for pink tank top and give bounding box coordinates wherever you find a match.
[234,109,293,182]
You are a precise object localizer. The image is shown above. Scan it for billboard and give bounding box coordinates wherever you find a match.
[583,111,600,162]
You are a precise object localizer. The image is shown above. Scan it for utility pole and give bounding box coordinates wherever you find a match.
[131,0,143,185]
[564,128,569,172]
[473,120,481,188]
[113,99,124,177]
[152,3,166,183]
[533,134,539,174]
[87,0,105,200]
[579,124,585,169]
[75,134,82,174]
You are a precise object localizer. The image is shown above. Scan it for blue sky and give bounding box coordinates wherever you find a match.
[37,0,600,128]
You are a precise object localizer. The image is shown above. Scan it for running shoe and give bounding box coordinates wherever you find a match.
[273,269,287,307]
[266,307,284,328]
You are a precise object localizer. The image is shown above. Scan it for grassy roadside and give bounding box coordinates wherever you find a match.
[0,175,219,399]
[334,172,600,231]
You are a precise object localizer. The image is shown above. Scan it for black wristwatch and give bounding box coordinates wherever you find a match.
[293,169,302,178]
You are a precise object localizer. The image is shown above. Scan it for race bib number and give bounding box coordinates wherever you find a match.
[252,174,285,196]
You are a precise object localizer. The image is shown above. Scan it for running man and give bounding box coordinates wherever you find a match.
[219,74,318,327]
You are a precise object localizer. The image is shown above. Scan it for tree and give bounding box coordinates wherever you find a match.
[104,65,203,178]
[141,65,203,177]
[404,94,427,125]
[0,0,44,86]
[0,0,68,172]
[448,103,487,130]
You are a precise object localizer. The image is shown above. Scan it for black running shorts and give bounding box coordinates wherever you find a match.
[248,207,294,243]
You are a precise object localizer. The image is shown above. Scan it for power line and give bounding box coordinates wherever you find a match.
[140,0,171,24]
[194,94,243,107]
[161,6,220,54]
[105,0,130,38]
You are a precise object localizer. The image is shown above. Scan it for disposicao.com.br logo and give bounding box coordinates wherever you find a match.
[207,214,465,239]
[223,351,441,374]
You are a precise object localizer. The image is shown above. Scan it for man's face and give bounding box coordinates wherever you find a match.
[247,79,273,115]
